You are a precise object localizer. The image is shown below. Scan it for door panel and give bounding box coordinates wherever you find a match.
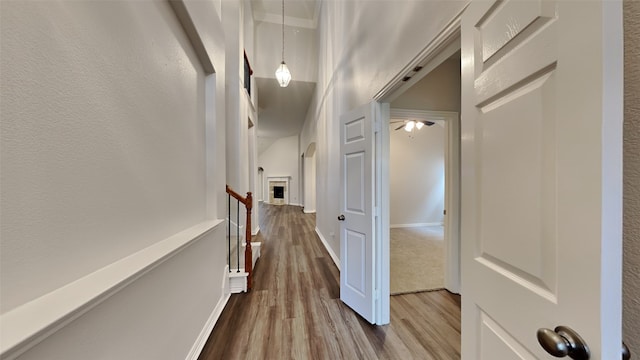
[461,0,622,358]
[345,230,367,296]
[478,71,557,297]
[340,103,375,324]
[345,152,366,214]
[474,0,559,303]
[479,310,537,359]
[480,0,543,63]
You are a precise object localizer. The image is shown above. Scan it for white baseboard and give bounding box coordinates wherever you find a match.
[251,227,260,236]
[315,227,340,271]
[223,263,230,294]
[390,222,444,229]
[186,265,231,360]
[303,209,316,214]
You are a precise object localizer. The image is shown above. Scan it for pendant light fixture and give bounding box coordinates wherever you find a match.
[275,0,291,87]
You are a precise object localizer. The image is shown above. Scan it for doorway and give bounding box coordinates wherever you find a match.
[388,110,447,295]
[384,50,462,296]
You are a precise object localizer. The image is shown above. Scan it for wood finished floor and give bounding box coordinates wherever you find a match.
[198,204,461,360]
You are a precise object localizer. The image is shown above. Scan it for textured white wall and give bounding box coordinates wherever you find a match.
[258,135,301,205]
[623,0,640,354]
[389,125,445,227]
[305,0,468,258]
[223,0,243,191]
[0,1,228,358]
[0,0,207,314]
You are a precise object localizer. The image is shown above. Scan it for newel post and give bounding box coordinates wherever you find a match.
[245,192,253,291]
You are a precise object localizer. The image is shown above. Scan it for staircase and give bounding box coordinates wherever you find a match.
[227,230,261,293]
[226,185,260,293]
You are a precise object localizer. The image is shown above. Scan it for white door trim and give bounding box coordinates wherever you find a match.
[375,103,391,324]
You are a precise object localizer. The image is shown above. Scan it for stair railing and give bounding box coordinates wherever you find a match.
[226,185,253,291]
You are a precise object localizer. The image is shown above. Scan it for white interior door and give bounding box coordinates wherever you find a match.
[461,0,623,358]
[340,103,376,324]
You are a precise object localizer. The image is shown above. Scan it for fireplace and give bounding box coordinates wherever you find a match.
[267,176,290,205]
[274,186,284,199]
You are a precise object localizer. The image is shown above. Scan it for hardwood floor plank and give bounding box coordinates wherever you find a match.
[198,203,461,360]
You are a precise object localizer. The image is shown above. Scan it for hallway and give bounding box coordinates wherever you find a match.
[198,204,461,359]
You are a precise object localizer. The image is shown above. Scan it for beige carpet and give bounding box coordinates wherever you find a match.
[390,226,445,295]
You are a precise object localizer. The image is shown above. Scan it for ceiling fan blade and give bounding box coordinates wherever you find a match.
[395,124,404,131]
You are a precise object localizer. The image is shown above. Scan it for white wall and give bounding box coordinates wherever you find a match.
[258,135,301,206]
[391,57,461,112]
[243,0,255,66]
[222,0,259,242]
[301,0,468,260]
[0,1,230,358]
[389,124,445,227]
[224,0,243,192]
[253,21,318,83]
[303,143,317,213]
[9,225,227,360]
[623,0,640,354]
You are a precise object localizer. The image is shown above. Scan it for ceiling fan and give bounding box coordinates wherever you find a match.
[392,120,435,132]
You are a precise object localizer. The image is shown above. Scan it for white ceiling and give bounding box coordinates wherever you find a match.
[251,0,319,154]
[256,77,316,137]
[251,0,320,28]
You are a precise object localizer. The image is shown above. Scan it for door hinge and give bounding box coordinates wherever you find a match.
[374,118,381,133]
[374,206,380,218]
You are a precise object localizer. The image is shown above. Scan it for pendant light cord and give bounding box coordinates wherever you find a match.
[281,0,284,62]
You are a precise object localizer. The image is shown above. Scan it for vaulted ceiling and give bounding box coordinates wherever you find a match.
[250,0,320,153]
[250,1,460,154]
[252,0,319,28]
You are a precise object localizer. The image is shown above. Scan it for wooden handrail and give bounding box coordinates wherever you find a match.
[226,185,250,206]
[226,185,253,291]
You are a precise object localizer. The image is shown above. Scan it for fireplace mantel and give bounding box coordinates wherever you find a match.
[266,176,291,181]
[267,176,290,205]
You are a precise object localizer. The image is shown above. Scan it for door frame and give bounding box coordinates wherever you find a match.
[374,9,465,294]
